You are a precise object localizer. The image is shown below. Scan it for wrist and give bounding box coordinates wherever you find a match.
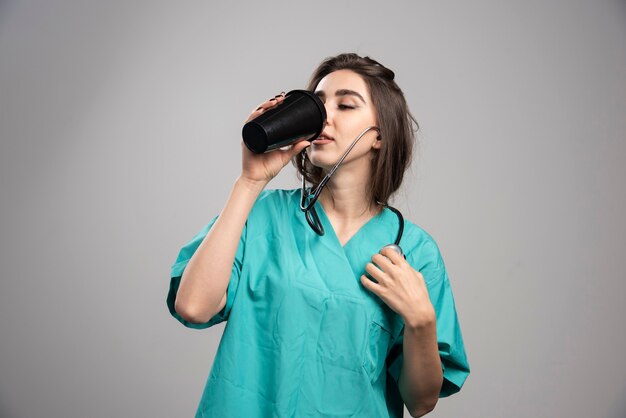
[403,307,436,331]
[236,176,268,193]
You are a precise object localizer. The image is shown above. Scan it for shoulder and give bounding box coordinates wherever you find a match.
[252,187,300,212]
[247,187,300,226]
[401,218,442,256]
[400,218,447,282]
[245,187,300,241]
[255,187,299,204]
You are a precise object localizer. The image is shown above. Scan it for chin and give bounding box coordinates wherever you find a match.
[306,151,336,170]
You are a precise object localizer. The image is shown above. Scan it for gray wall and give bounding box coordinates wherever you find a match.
[1,1,625,417]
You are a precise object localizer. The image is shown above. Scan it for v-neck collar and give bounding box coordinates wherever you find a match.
[313,198,389,251]
[311,196,400,287]
[291,188,400,291]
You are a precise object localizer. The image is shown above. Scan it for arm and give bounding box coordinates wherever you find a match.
[174,177,266,324]
[397,316,443,417]
[174,93,311,324]
[361,247,444,417]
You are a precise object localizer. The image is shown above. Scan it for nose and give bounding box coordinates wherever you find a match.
[322,101,334,126]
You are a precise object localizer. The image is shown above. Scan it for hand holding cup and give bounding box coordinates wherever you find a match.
[240,92,311,185]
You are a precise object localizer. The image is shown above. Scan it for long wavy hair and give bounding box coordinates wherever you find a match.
[292,53,418,207]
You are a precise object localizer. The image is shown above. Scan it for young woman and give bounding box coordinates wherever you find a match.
[167,53,469,417]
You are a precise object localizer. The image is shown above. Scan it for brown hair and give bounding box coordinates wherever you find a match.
[292,53,418,207]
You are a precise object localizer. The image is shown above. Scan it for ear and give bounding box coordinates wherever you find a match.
[371,134,382,150]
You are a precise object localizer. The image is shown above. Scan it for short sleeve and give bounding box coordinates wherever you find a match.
[386,240,470,398]
[166,215,246,329]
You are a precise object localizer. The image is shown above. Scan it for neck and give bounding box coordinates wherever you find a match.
[318,160,381,222]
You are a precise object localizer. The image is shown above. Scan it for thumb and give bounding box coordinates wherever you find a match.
[292,140,311,156]
[280,140,310,161]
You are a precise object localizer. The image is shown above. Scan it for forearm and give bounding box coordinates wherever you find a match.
[397,317,443,417]
[175,176,266,323]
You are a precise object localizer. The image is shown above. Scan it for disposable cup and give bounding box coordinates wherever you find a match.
[242,90,326,153]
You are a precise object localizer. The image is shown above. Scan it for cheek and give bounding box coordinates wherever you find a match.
[352,133,378,154]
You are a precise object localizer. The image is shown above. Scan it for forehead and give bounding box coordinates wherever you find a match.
[314,69,371,100]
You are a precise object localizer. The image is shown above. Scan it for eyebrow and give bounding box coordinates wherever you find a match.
[314,89,366,104]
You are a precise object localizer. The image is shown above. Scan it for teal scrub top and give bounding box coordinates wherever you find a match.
[167,188,469,418]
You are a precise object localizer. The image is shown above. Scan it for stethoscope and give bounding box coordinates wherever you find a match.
[299,126,405,257]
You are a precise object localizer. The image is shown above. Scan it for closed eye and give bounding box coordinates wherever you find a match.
[338,104,356,110]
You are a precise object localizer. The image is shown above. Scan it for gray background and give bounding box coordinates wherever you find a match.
[1,1,625,417]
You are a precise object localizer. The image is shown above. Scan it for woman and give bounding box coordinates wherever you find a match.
[167,53,469,417]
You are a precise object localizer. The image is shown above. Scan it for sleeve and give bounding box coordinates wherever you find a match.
[386,239,470,397]
[166,214,247,329]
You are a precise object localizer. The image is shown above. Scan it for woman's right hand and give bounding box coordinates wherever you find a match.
[240,92,311,185]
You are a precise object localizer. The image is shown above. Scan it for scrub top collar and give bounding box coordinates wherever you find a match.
[310,197,399,284]
[313,198,391,251]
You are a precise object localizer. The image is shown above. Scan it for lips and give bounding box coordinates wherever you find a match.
[316,133,334,141]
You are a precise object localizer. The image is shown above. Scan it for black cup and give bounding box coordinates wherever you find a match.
[242,90,327,153]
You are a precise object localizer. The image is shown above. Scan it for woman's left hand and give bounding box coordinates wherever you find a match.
[360,247,436,329]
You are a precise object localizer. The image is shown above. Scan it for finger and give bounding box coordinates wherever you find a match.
[371,253,396,272]
[251,91,286,113]
[265,91,287,106]
[245,106,265,123]
[276,141,310,164]
[365,262,388,283]
[380,246,406,266]
[272,91,286,102]
[290,140,311,156]
[360,274,383,294]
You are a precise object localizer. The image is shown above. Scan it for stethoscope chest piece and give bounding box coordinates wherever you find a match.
[380,244,405,259]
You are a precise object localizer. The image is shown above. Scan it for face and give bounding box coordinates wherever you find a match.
[307,69,381,170]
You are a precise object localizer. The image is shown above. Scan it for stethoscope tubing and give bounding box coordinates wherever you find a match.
[299,126,380,213]
[299,126,404,248]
